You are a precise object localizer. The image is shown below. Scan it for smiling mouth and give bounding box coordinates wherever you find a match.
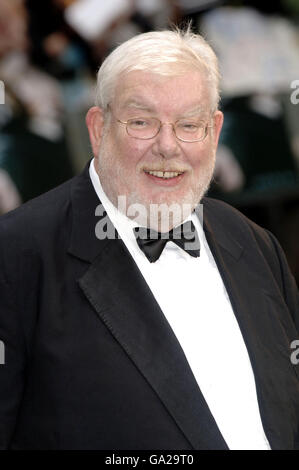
[144,170,184,179]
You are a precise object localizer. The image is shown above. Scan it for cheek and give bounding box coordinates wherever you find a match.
[192,142,214,166]
[187,148,207,171]
[120,139,153,170]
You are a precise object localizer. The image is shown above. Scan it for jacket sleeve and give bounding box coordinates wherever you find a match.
[0,269,27,449]
[264,228,299,334]
[0,212,40,449]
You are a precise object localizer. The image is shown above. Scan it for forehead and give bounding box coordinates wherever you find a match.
[112,70,211,115]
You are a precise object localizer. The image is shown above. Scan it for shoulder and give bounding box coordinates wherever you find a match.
[202,196,271,246]
[203,196,299,325]
[202,196,282,265]
[0,176,75,231]
[0,175,81,278]
[0,166,90,239]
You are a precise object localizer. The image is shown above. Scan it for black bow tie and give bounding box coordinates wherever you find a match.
[133,220,200,263]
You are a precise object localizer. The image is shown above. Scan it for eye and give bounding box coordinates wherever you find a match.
[128,118,151,129]
[177,120,201,132]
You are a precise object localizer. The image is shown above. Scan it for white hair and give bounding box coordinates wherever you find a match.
[95,28,221,112]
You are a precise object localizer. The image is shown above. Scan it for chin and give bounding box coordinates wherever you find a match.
[123,187,203,232]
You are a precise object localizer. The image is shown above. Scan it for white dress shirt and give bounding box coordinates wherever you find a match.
[89,159,270,450]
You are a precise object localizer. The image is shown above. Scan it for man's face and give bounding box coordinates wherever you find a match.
[88,69,223,229]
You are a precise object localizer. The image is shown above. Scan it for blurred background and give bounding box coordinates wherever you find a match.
[0,0,299,283]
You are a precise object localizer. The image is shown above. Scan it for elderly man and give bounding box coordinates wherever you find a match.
[0,29,298,451]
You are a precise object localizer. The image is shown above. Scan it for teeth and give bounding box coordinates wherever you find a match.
[147,170,182,179]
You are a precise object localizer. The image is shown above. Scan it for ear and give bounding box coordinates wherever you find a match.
[86,106,105,157]
[211,110,224,150]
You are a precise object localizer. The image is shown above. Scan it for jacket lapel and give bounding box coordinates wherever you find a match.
[78,236,228,450]
[202,198,299,450]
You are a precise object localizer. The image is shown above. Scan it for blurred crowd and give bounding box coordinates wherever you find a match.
[0,0,182,210]
[0,0,299,281]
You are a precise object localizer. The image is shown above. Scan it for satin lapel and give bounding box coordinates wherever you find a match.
[78,236,228,450]
[202,199,299,450]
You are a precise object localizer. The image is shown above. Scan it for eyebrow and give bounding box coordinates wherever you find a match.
[181,105,206,118]
[121,100,207,118]
[121,99,155,113]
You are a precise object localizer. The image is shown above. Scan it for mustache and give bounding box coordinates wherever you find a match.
[141,165,190,173]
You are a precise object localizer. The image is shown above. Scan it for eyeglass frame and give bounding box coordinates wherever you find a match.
[106,105,214,143]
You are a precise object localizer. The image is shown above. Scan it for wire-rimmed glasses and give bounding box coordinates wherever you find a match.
[114,114,212,143]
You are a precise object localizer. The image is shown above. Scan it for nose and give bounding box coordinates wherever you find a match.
[152,122,180,159]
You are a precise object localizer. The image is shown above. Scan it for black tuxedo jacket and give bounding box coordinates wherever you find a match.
[0,163,298,450]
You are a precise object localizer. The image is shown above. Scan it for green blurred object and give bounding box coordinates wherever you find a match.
[282,0,299,16]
